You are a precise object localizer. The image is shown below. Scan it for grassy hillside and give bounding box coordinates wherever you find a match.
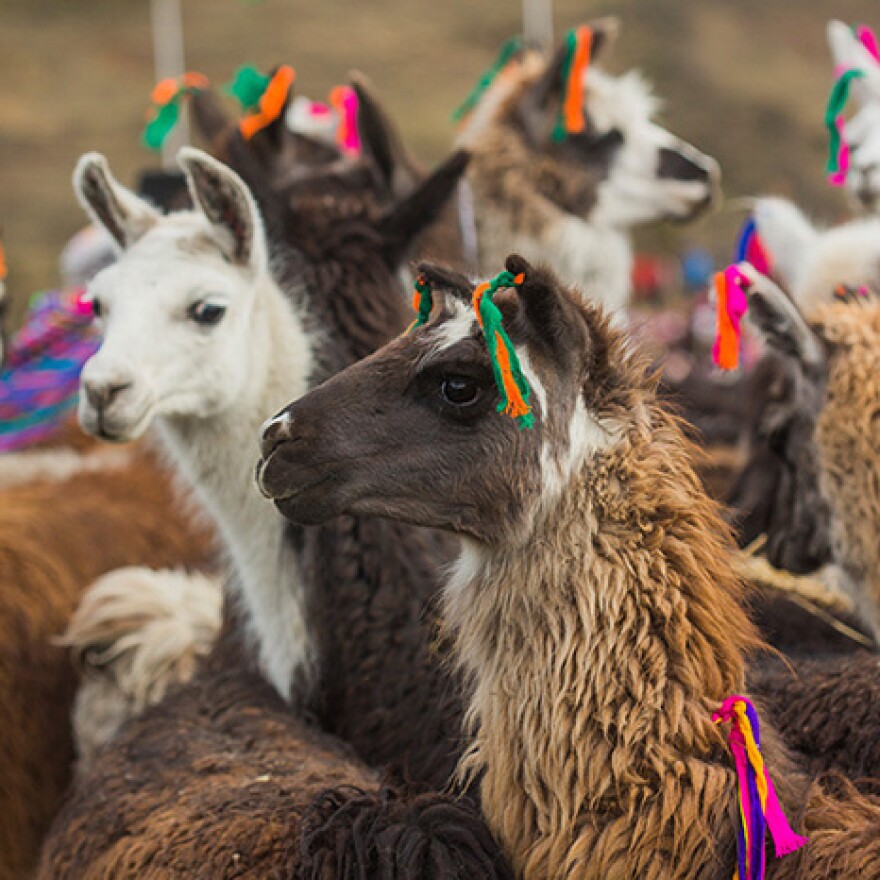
[0,0,871,326]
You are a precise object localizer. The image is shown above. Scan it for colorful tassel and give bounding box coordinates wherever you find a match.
[452,35,523,124]
[472,271,533,429]
[235,65,296,140]
[712,265,750,371]
[551,26,593,143]
[714,696,808,880]
[734,217,772,276]
[407,275,434,332]
[142,72,209,151]
[329,85,360,155]
[825,68,866,185]
[0,238,7,281]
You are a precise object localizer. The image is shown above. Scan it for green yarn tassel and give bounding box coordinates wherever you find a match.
[143,101,180,151]
[825,68,866,174]
[475,271,534,430]
[412,277,433,329]
[226,64,272,112]
[451,36,523,123]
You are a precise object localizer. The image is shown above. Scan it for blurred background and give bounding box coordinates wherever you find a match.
[0,0,867,327]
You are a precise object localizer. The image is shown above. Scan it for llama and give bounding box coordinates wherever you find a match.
[456,18,720,315]
[732,263,880,642]
[827,19,880,214]
[0,451,215,880]
[57,566,221,772]
[258,254,880,878]
[38,635,513,880]
[727,197,880,575]
[50,148,513,875]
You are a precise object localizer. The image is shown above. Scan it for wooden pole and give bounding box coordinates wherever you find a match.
[150,0,187,169]
[522,0,553,51]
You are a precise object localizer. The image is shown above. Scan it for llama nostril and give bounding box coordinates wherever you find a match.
[657,147,711,184]
[85,381,132,412]
[261,413,293,458]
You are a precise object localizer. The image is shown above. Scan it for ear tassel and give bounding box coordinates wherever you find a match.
[451,35,523,124]
[735,217,772,276]
[552,26,593,143]
[329,85,360,155]
[234,65,296,140]
[855,24,880,62]
[142,72,210,151]
[473,271,533,429]
[825,67,866,185]
[407,275,434,332]
[712,265,750,371]
[714,696,808,879]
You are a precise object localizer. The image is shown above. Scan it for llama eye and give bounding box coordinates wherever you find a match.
[440,376,481,407]
[90,298,103,319]
[188,301,226,326]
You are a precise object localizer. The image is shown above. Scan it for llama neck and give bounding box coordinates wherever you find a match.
[445,411,754,878]
[156,275,318,700]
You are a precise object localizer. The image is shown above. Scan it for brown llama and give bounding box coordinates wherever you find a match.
[455,18,719,315]
[0,449,215,880]
[259,254,880,878]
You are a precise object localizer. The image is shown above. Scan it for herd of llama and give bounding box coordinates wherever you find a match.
[2,14,880,880]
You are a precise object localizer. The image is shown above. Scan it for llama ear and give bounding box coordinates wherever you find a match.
[350,70,420,197]
[520,17,620,134]
[738,264,825,373]
[189,88,233,147]
[752,198,819,293]
[177,147,267,272]
[827,20,880,105]
[376,150,469,267]
[73,153,160,252]
[504,254,583,352]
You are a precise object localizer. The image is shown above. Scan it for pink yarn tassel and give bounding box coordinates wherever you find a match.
[857,25,880,62]
[763,775,810,858]
[330,86,360,156]
[828,116,850,187]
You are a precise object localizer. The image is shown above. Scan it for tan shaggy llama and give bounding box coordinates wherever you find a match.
[734,262,880,642]
[258,255,880,878]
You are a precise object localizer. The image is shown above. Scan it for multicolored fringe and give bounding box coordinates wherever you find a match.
[0,288,99,451]
[408,275,434,331]
[142,72,210,151]
[734,217,772,276]
[329,85,360,155]
[712,264,750,371]
[451,35,523,124]
[230,65,296,140]
[551,26,593,143]
[713,696,809,880]
[825,67,866,186]
[472,271,533,429]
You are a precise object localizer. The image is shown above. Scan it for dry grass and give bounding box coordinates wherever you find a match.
[0,0,870,327]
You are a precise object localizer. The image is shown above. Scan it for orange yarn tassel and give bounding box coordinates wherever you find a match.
[563,26,592,135]
[239,65,296,140]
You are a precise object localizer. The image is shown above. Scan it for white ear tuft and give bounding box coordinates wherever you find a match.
[177,147,267,274]
[73,153,160,252]
[752,197,819,292]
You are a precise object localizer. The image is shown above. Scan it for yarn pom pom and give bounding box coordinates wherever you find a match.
[142,72,209,151]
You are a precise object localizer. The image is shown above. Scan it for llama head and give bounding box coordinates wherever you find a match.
[190,78,340,186]
[75,148,273,442]
[752,197,880,313]
[257,254,640,546]
[460,19,720,229]
[827,20,880,213]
